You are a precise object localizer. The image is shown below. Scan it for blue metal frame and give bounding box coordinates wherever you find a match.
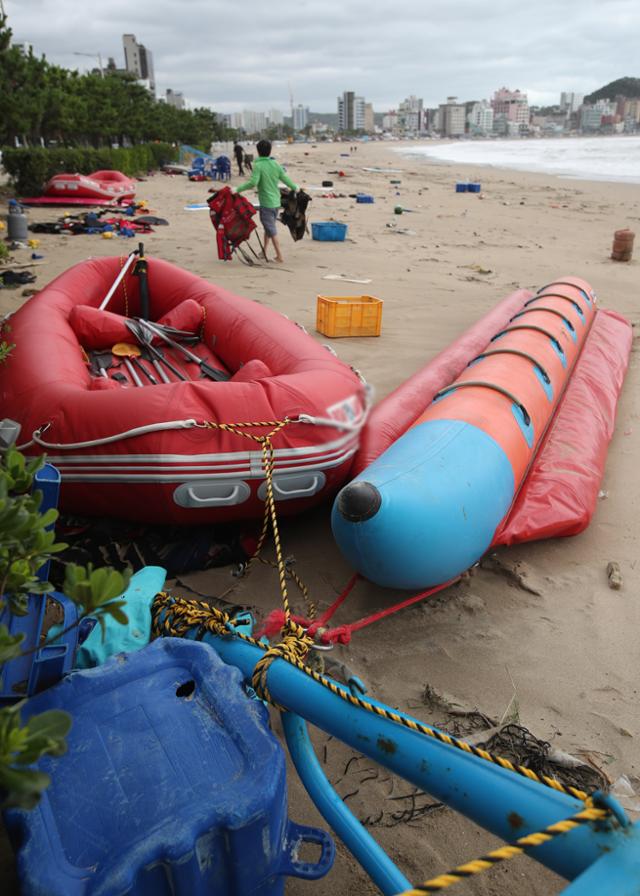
[282,713,411,895]
[167,621,640,892]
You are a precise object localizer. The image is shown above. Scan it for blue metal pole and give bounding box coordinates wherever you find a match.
[190,630,636,882]
[282,712,412,895]
[559,828,640,894]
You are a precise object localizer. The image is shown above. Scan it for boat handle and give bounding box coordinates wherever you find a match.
[272,475,322,498]
[435,381,531,427]
[185,485,243,506]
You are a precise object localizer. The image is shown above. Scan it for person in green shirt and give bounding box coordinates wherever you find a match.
[236,139,298,263]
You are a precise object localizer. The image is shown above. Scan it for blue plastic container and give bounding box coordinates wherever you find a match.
[356,194,374,203]
[455,183,468,193]
[467,183,482,193]
[0,591,78,703]
[311,221,348,241]
[4,638,334,895]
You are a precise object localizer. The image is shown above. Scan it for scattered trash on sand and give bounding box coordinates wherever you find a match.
[461,263,493,274]
[607,560,623,590]
[480,554,543,595]
[322,274,372,284]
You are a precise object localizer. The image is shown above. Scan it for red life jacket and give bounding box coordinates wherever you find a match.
[208,187,257,260]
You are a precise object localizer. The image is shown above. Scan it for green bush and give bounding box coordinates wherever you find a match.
[1,143,178,195]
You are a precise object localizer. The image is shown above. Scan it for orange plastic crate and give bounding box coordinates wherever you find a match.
[316,295,383,338]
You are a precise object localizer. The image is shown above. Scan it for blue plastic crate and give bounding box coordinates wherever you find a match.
[311,221,348,241]
[455,183,468,193]
[356,194,374,203]
[467,182,482,193]
[4,638,334,896]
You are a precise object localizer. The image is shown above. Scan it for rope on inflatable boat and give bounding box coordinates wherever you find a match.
[16,409,367,453]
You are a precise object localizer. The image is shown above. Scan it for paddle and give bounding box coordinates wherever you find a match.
[137,319,229,382]
[125,319,189,382]
[99,249,139,311]
[112,343,155,386]
[133,242,150,320]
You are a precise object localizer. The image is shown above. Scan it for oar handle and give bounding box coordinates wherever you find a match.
[99,251,139,311]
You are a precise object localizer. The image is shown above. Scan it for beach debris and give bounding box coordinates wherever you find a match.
[457,592,486,614]
[480,554,543,595]
[606,560,623,590]
[598,489,609,499]
[461,263,493,275]
[322,274,372,284]
[0,270,37,288]
[611,228,635,262]
[610,775,640,812]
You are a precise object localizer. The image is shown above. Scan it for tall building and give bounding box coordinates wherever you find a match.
[382,110,398,132]
[363,102,374,133]
[560,92,584,114]
[337,91,365,131]
[292,104,309,131]
[438,97,466,137]
[397,95,423,133]
[468,100,494,135]
[166,89,185,110]
[580,99,615,131]
[491,87,529,128]
[122,34,155,95]
[242,110,266,133]
[267,109,284,126]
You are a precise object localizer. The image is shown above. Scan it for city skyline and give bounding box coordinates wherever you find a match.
[5,0,639,115]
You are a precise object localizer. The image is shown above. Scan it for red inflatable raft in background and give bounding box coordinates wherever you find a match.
[43,170,136,202]
[0,256,368,524]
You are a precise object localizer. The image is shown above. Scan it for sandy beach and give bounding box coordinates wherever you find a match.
[2,141,639,894]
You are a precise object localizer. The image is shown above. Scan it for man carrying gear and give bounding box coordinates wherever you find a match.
[235,139,298,264]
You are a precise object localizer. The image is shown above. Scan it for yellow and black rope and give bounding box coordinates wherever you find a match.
[398,804,608,893]
[151,590,594,805]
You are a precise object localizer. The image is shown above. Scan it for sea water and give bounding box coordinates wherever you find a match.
[395,135,640,184]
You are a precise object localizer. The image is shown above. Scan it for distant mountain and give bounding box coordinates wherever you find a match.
[585,77,640,102]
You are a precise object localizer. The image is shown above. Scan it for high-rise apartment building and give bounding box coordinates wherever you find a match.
[338,91,365,131]
[267,109,284,126]
[166,89,185,110]
[491,87,529,128]
[242,110,266,133]
[468,100,494,135]
[438,97,466,137]
[397,95,423,133]
[292,104,309,131]
[560,92,584,114]
[122,34,155,95]
[363,103,374,133]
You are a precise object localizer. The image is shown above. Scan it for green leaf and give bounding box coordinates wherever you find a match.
[0,765,51,810]
[100,600,129,627]
[24,709,72,745]
[18,710,71,763]
[0,625,25,662]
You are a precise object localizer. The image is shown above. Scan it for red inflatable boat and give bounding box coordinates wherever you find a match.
[43,170,136,202]
[1,256,368,524]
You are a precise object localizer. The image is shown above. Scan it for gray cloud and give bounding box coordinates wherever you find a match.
[6,0,639,113]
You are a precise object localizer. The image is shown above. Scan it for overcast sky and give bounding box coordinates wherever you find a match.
[6,0,639,114]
